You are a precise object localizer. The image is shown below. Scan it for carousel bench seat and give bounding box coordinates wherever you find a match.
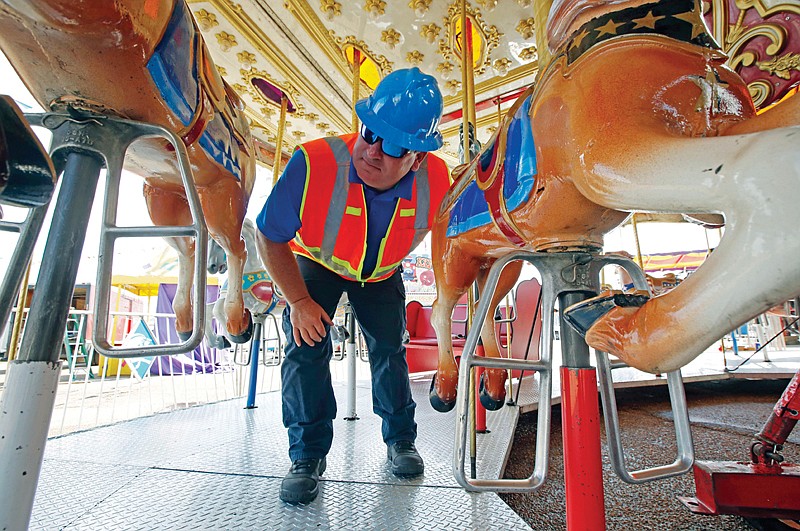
[404,278,543,376]
[405,300,467,373]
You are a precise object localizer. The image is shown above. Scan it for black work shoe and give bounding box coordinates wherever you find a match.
[387,441,424,477]
[280,457,326,504]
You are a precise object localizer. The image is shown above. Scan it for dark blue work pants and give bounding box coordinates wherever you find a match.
[281,256,417,461]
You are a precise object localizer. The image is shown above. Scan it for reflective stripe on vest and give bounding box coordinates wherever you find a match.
[320,137,351,264]
[290,134,446,282]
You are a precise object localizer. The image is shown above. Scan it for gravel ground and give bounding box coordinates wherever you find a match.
[501,378,800,530]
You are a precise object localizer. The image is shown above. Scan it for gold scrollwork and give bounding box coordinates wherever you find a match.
[757,52,800,80]
[710,1,799,107]
[241,69,304,115]
[333,34,393,74]
[747,79,773,107]
[439,1,502,75]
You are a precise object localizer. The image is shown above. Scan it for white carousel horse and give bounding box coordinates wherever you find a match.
[428,0,800,413]
[205,219,284,349]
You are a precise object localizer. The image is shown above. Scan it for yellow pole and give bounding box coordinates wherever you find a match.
[533,0,555,76]
[459,0,481,476]
[272,95,288,186]
[352,48,361,133]
[7,261,32,361]
[465,18,476,129]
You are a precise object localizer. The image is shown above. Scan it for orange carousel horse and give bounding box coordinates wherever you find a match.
[429,0,800,411]
[0,0,256,342]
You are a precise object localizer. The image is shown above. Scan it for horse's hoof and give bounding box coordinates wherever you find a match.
[429,373,456,413]
[563,290,649,337]
[213,336,231,350]
[228,309,254,344]
[478,372,505,411]
[177,330,192,342]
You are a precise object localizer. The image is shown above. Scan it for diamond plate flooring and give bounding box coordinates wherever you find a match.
[32,376,530,530]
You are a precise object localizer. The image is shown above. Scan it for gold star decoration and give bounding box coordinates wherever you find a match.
[570,28,591,51]
[632,11,665,30]
[672,12,704,40]
[595,18,623,37]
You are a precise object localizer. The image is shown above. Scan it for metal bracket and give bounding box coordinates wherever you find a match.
[28,111,208,358]
[453,251,694,492]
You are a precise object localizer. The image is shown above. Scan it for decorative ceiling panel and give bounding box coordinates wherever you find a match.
[190,0,541,167]
[190,0,800,170]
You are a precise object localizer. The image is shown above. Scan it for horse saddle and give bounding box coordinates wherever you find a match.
[242,271,277,306]
[444,87,537,246]
[0,95,56,208]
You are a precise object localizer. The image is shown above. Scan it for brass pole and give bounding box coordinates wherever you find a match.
[459,0,470,164]
[459,0,482,477]
[631,213,644,270]
[7,261,32,361]
[465,17,477,129]
[272,94,288,186]
[352,48,361,133]
[533,0,555,76]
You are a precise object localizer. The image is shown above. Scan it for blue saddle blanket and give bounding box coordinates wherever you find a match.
[446,94,537,237]
[146,1,243,180]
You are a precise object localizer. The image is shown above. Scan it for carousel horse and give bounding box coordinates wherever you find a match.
[429,0,800,411]
[0,0,256,343]
[204,219,283,349]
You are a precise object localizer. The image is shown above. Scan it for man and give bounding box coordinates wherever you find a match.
[255,68,451,504]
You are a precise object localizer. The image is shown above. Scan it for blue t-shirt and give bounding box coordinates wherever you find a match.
[256,148,416,278]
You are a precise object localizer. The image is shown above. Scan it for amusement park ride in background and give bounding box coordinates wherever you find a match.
[1,0,800,529]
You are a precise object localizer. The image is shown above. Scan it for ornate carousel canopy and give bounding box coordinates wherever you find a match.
[188,0,800,169]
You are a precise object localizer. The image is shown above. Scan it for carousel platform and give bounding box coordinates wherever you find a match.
[28,343,799,530]
[30,375,529,530]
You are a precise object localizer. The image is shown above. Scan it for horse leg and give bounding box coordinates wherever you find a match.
[573,127,800,373]
[144,183,195,337]
[204,296,231,350]
[429,242,482,412]
[476,260,523,410]
[198,179,251,342]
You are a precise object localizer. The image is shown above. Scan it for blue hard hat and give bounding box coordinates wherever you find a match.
[355,67,444,152]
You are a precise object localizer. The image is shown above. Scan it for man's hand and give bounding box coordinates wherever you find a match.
[256,234,333,346]
[288,296,334,346]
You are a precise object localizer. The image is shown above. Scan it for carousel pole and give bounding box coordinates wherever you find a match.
[352,48,361,133]
[631,213,645,269]
[7,260,32,361]
[344,48,362,421]
[495,96,515,403]
[459,0,471,163]
[271,94,288,186]
[0,151,103,529]
[533,0,554,78]
[530,1,605,528]
[457,0,485,476]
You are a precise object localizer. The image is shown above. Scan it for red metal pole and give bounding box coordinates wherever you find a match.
[561,366,606,529]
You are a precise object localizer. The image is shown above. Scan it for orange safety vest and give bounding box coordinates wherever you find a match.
[289,133,450,282]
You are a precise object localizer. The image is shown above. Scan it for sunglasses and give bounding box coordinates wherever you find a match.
[359,124,414,158]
